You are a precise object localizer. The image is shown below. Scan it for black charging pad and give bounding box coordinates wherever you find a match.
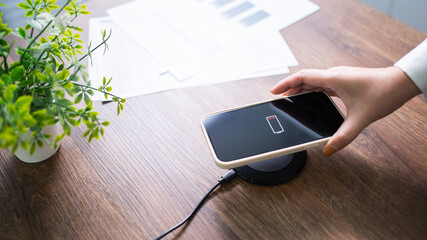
[233,150,307,185]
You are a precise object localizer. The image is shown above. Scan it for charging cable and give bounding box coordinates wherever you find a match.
[155,169,237,240]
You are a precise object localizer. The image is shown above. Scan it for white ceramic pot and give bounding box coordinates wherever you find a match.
[13,123,61,163]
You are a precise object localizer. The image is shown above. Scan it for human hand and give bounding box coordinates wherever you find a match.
[270,66,421,156]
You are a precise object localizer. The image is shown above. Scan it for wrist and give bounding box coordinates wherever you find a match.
[390,66,422,101]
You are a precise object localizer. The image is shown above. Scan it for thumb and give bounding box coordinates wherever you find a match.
[323,114,365,157]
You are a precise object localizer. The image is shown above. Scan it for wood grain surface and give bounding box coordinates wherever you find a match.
[1,0,426,239]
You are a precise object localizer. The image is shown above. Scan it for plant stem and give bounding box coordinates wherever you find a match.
[32,15,78,71]
[53,102,104,125]
[19,0,72,65]
[1,40,14,74]
[67,30,112,70]
[71,81,125,101]
[29,7,41,39]
[2,56,8,73]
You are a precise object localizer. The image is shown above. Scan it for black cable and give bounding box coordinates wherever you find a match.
[155,169,237,240]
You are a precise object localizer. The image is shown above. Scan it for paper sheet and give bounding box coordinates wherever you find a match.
[88,17,292,100]
[88,0,320,99]
[108,0,281,80]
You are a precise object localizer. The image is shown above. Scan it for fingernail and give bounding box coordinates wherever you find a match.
[323,145,337,157]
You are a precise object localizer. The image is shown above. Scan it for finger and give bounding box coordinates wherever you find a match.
[270,69,331,95]
[281,87,305,96]
[323,113,366,157]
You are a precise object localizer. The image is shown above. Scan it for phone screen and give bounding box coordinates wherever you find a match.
[202,92,344,162]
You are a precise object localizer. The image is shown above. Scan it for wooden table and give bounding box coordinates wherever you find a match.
[1,0,426,239]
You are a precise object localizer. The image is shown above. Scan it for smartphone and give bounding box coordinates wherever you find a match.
[201,91,345,169]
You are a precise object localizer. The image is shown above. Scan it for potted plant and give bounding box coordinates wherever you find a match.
[0,0,126,163]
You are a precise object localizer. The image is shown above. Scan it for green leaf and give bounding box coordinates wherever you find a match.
[83,93,90,105]
[102,121,110,127]
[25,10,34,17]
[0,39,7,47]
[54,133,64,144]
[17,3,31,10]
[37,139,44,148]
[26,0,33,7]
[71,85,81,93]
[7,103,17,117]
[74,93,83,104]
[22,114,37,126]
[15,95,33,109]
[35,0,41,6]
[57,98,73,107]
[36,72,48,82]
[32,109,47,118]
[63,122,71,136]
[18,27,26,39]
[82,129,90,137]
[63,82,74,89]
[3,85,16,102]
[10,66,25,82]
[21,141,30,150]
[57,69,70,80]
[57,64,64,72]
[69,25,83,32]
[30,142,36,155]
[66,117,77,126]
[93,127,99,138]
[90,111,99,118]
[55,89,64,98]
[86,122,96,129]
[64,6,73,12]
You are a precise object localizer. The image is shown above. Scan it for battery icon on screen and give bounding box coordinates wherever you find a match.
[266,115,284,134]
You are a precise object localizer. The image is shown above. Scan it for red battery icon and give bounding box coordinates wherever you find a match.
[266,115,284,134]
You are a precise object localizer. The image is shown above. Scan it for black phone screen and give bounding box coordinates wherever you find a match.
[203,92,344,162]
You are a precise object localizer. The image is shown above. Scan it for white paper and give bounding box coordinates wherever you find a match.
[88,18,178,100]
[108,0,279,80]
[184,31,295,86]
[249,0,320,30]
[88,17,292,100]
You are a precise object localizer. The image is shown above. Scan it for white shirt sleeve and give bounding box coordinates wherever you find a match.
[395,39,427,96]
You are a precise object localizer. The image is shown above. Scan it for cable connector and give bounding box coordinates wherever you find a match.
[219,169,237,184]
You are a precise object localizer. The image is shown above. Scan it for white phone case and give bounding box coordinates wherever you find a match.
[200,92,345,169]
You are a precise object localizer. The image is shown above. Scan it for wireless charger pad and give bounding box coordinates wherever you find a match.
[233,150,307,185]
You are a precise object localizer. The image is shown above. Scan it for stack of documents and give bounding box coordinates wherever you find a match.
[88,0,319,99]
